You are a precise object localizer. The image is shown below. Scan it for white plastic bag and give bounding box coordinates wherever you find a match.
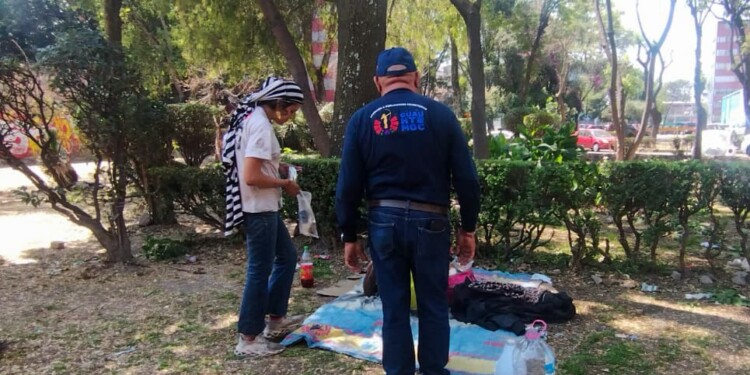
[287,166,319,238]
[297,191,319,238]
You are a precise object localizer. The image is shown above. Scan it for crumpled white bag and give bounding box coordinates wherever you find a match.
[297,190,319,238]
[289,166,319,238]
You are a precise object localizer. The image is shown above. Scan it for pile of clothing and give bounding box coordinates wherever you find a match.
[449,277,576,335]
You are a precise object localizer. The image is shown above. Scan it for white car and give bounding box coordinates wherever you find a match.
[702,130,734,157]
[741,134,750,156]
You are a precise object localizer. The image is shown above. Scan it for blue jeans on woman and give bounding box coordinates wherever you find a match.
[368,207,452,375]
[237,211,297,336]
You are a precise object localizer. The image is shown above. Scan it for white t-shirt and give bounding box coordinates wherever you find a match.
[236,108,282,213]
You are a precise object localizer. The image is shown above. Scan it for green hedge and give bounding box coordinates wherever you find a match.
[150,164,225,230]
[150,158,750,268]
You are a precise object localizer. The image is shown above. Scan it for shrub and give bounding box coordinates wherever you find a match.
[142,235,190,260]
[128,98,176,224]
[475,160,548,261]
[523,108,560,134]
[720,162,750,259]
[531,161,606,271]
[168,103,221,167]
[151,164,224,230]
[503,107,532,134]
[490,122,581,163]
[602,161,664,261]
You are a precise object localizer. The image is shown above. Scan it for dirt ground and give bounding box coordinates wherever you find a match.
[1,164,749,375]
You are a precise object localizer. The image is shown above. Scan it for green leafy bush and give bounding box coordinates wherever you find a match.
[168,103,221,167]
[531,161,606,271]
[141,235,190,260]
[151,164,224,230]
[475,160,548,261]
[490,122,582,163]
[720,162,750,258]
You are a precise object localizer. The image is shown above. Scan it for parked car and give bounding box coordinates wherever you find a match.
[741,134,750,156]
[575,129,616,151]
[579,122,608,130]
[702,129,734,157]
[605,123,638,137]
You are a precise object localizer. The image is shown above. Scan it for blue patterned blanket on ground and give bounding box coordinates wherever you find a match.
[281,269,546,375]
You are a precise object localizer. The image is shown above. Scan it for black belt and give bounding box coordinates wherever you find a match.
[368,199,449,215]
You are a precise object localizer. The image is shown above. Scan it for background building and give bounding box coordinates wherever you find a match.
[710,20,743,123]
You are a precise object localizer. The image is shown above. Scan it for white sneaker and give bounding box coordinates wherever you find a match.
[234,334,285,357]
[263,314,305,339]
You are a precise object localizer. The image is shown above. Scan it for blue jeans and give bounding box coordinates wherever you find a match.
[368,207,451,375]
[237,211,297,336]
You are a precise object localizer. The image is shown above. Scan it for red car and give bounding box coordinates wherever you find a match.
[575,129,616,151]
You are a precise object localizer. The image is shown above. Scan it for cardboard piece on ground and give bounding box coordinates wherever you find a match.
[316,279,360,297]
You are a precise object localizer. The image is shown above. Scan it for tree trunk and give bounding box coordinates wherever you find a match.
[679,222,689,273]
[628,0,676,160]
[450,35,463,115]
[521,0,555,104]
[110,139,133,262]
[556,58,570,122]
[595,0,625,160]
[628,56,657,159]
[330,0,388,155]
[650,107,662,137]
[735,211,749,259]
[451,0,489,159]
[255,0,332,157]
[692,12,706,159]
[103,0,123,46]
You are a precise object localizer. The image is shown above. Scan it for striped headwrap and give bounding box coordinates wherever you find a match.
[221,77,304,236]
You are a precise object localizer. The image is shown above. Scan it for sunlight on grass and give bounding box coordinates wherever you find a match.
[168,345,191,355]
[163,323,179,335]
[624,294,749,324]
[610,317,715,341]
[210,313,237,330]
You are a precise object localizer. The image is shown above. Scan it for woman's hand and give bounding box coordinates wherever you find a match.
[279,163,303,178]
[282,179,301,196]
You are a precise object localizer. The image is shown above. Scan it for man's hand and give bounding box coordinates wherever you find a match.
[344,241,368,273]
[282,179,301,196]
[455,229,476,265]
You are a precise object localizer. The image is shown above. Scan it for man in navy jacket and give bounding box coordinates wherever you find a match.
[335,47,480,375]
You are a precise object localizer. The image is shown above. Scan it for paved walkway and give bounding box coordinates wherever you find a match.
[0,163,98,264]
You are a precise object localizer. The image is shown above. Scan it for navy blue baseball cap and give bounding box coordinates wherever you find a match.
[376,47,417,76]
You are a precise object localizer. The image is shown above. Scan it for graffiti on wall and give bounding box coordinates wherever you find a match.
[1,114,80,159]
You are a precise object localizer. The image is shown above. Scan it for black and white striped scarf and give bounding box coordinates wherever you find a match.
[221,77,304,236]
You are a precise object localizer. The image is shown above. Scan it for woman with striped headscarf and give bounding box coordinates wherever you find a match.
[222,77,306,357]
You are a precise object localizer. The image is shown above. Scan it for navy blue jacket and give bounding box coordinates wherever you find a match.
[335,88,480,242]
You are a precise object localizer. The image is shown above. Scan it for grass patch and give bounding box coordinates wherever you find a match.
[282,346,367,374]
[216,291,240,304]
[656,339,682,363]
[559,330,654,375]
[527,250,571,270]
[313,258,335,282]
[177,321,205,334]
